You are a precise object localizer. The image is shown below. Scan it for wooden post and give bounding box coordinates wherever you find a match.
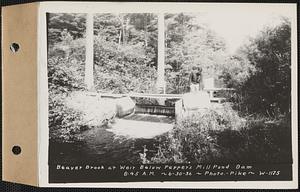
[157,12,165,94]
[85,13,94,91]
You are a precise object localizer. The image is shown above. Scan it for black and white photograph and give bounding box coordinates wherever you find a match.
[45,2,296,185]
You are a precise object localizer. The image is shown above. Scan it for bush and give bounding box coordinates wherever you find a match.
[175,105,243,163]
[48,37,86,142]
[223,18,291,117]
[142,105,291,164]
[142,105,243,163]
[214,116,292,163]
[93,36,157,94]
[49,94,85,142]
[48,56,85,94]
[165,70,190,94]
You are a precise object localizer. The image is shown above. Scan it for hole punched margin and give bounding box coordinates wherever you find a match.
[12,145,22,155]
[10,43,20,53]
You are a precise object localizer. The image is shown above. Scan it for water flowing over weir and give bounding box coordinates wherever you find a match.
[135,104,175,116]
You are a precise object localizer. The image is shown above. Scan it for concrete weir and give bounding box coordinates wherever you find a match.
[65,91,175,139]
[65,90,222,139]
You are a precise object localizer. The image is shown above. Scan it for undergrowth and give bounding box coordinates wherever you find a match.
[140,105,291,164]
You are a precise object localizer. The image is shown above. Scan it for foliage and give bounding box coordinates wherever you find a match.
[49,93,85,142]
[224,18,291,116]
[94,13,157,66]
[48,22,87,142]
[93,35,157,93]
[142,105,243,163]
[47,12,292,162]
[214,116,292,163]
[47,13,159,142]
[48,54,86,142]
[48,57,85,94]
[141,134,186,164]
[220,53,256,88]
[92,13,158,94]
[165,13,229,93]
[48,13,158,94]
[175,105,243,163]
[48,13,86,46]
[142,106,291,164]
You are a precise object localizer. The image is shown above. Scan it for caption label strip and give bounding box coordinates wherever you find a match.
[49,163,292,183]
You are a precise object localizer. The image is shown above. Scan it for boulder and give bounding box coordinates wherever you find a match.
[115,96,135,117]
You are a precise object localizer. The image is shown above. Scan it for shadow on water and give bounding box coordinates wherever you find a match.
[49,123,167,165]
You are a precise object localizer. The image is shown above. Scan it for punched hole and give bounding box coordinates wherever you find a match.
[10,43,20,53]
[12,145,21,155]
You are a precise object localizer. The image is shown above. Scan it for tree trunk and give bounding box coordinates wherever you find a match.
[157,13,165,94]
[118,29,122,49]
[85,13,94,91]
[122,22,125,45]
[123,17,130,45]
[144,15,148,47]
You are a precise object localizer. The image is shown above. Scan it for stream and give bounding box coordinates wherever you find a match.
[49,114,174,165]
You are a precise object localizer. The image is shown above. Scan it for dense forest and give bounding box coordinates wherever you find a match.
[48,13,292,164]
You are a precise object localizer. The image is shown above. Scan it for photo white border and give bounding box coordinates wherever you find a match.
[38,1,298,189]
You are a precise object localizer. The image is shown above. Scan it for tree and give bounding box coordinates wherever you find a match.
[47,13,86,46]
[93,13,158,93]
[165,13,228,93]
[230,18,291,116]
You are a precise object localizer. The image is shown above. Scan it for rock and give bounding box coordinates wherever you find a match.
[115,96,135,117]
